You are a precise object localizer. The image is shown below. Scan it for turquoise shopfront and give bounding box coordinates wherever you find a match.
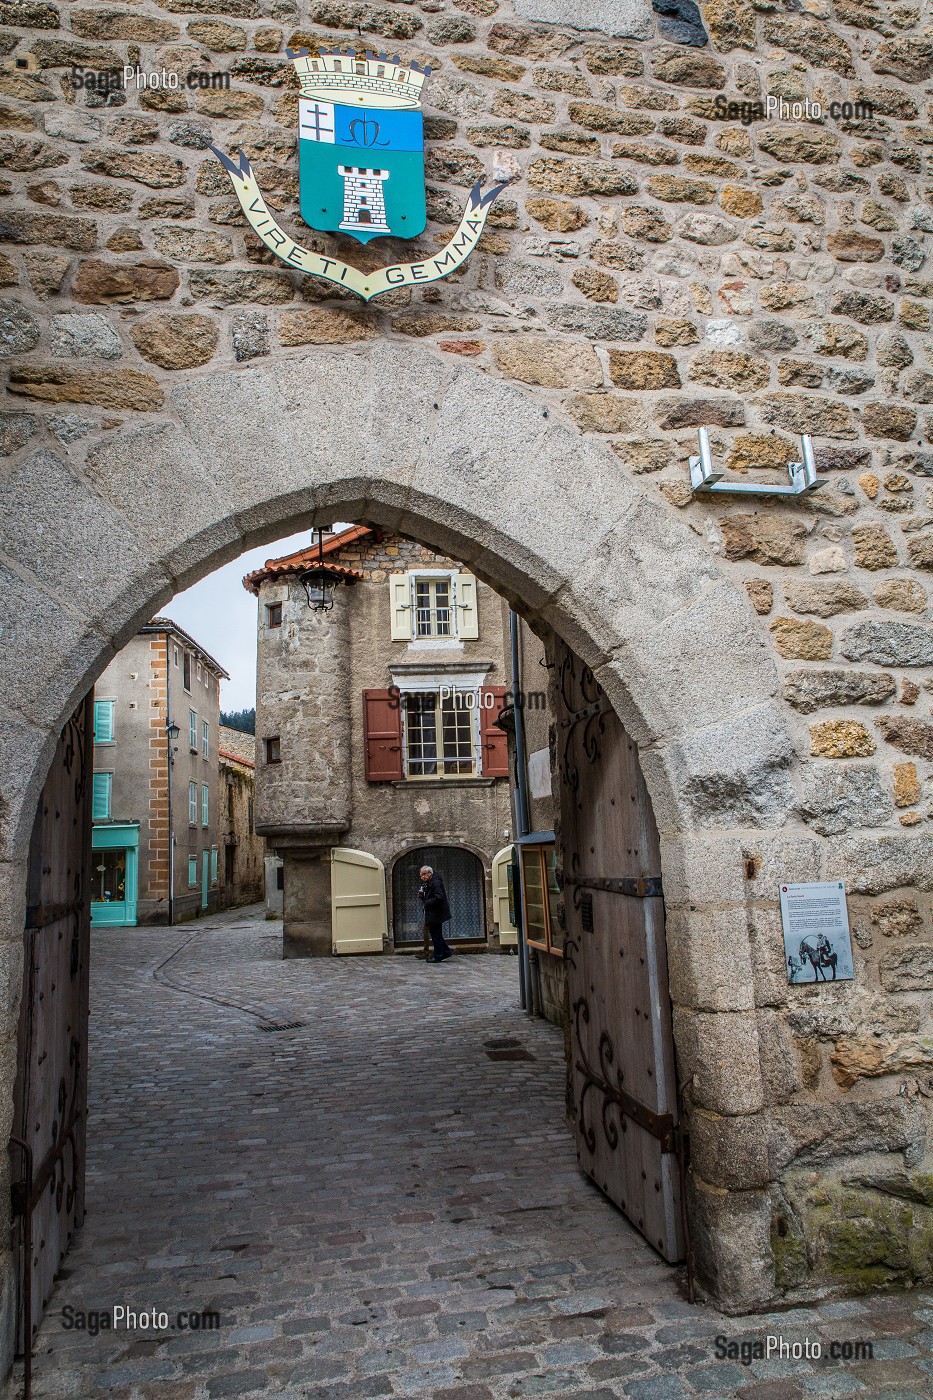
[91,823,140,927]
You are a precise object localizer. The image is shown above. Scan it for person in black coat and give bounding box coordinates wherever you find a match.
[418,865,453,962]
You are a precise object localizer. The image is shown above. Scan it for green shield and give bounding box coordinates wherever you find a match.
[299,99,426,244]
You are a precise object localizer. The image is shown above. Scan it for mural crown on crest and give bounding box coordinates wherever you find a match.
[287,47,431,110]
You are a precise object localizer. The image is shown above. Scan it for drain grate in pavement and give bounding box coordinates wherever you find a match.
[259,1020,303,1032]
[483,1037,535,1061]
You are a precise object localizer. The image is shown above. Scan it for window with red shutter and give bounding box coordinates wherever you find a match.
[363,689,403,781]
[479,686,509,778]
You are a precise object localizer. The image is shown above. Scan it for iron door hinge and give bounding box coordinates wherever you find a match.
[564,874,663,899]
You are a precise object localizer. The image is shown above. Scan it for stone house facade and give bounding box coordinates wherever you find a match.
[91,618,227,925]
[245,526,513,955]
[217,723,265,909]
[1,0,933,1331]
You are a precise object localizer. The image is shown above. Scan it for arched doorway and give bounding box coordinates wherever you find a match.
[392,845,486,946]
[0,342,795,1354]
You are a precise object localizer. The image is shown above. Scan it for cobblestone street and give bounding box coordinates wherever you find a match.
[18,908,933,1400]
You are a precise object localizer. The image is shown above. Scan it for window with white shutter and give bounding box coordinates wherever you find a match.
[389,574,412,640]
[454,573,478,640]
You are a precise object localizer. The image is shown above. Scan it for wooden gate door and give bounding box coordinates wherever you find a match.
[10,696,92,1379]
[555,641,687,1267]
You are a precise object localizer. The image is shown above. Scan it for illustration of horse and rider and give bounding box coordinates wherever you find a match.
[787,931,838,983]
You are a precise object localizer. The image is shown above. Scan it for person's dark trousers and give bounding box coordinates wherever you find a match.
[428,923,451,960]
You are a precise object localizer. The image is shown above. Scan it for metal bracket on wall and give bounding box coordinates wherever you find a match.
[689,426,826,497]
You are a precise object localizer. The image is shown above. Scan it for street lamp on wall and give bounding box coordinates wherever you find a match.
[299,528,338,613]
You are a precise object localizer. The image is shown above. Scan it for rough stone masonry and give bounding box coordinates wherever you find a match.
[1,0,933,1350]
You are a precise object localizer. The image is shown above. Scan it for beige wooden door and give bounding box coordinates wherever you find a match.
[331,847,387,954]
[491,845,518,947]
[555,641,686,1264]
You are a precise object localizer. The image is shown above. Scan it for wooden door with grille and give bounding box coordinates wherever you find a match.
[555,641,687,1265]
[10,696,92,1377]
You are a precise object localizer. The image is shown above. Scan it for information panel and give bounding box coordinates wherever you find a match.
[779,881,854,984]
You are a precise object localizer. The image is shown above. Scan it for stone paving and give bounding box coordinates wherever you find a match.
[16,908,933,1400]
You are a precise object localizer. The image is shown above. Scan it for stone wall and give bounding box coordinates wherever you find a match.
[1,0,932,1315]
[217,724,265,907]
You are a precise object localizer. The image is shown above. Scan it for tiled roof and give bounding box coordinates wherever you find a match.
[219,748,255,770]
[144,617,229,678]
[242,525,372,595]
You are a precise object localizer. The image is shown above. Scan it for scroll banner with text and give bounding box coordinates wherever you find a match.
[210,146,507,303]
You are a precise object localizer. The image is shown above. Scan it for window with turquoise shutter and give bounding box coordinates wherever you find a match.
[201,784,209,826]
[93,700,115,744]
[188,781,197,825]
[210,846,218,885]
[188,856,197,887]
[189,709,198,751]
[201,719,209,758]
[92,772,112,821]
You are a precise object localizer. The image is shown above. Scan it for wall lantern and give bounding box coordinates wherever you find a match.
[299,528,338,612]
[165,720,180,742]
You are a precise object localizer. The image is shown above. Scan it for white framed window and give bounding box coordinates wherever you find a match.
[189,709,198,751]
[403,691,477,778]
[93,699,115,744]
[201,783,209,827]
[201,719,209,758]
[92,771,112,820]
[415,577,452,637]
[197,661,202,682]
[188,856,198,887]
[173,644,179,667]
[183,652,191,691]
[390,571,478,642]
[188,781,197,825]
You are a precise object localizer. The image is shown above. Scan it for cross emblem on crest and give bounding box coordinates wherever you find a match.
[299,100,336,143]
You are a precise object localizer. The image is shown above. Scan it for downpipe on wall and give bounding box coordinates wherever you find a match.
[509,610,542,1016]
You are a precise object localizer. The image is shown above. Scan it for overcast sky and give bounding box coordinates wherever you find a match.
[161,529,311,712]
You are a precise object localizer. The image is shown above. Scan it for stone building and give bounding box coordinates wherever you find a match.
[244,527,513,956]
[217,723,265,909]
[91,618,227,925]
[3,0,933,1344]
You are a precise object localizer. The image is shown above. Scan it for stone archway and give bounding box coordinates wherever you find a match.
[0,340,793,1319]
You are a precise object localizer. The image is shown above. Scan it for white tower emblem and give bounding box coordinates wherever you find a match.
[337,165,390,234]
